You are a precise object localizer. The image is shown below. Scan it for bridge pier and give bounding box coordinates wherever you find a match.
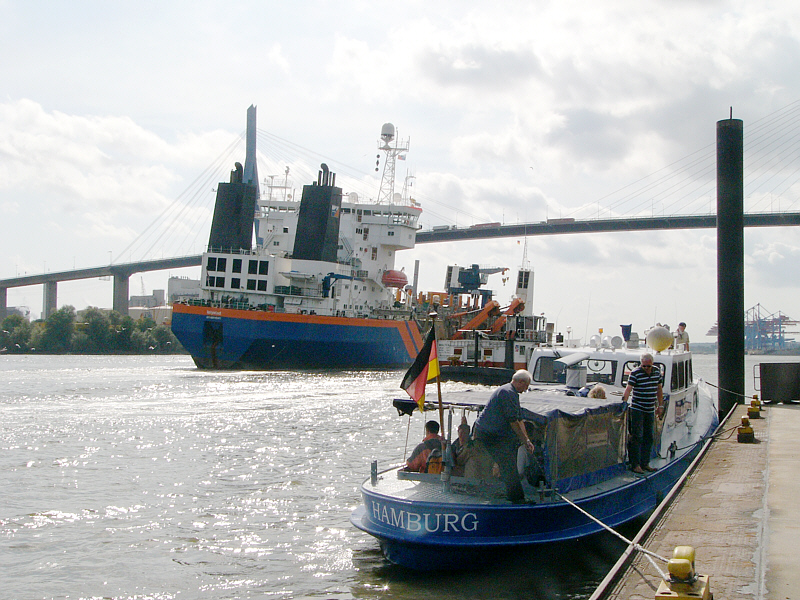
[43,281,58,319]
[113,274,129,315]
[0,287,7,321]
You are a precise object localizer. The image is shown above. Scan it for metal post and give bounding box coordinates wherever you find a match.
[717,117,745,418]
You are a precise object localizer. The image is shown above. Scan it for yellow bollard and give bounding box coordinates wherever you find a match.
[748,397,761,419]
[738,415,755,443]
[655,546,712,599]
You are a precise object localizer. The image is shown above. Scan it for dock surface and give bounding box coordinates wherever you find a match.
[604,402,800,599]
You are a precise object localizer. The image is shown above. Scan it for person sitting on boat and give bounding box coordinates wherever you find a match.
[473,369,536,503]
[450,422,471,477]
[621,353,664,474]
[588,384,606,399]
[405,420,444,473]
[451,422,471,457]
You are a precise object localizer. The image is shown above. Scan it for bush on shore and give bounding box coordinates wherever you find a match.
[1,306,184,355]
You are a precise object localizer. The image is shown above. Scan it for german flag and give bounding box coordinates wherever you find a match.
[400,327,440,411]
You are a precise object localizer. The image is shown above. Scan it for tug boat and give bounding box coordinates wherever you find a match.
[350,327,719,570]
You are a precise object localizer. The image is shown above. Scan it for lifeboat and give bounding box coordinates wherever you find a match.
[381,269,408,288]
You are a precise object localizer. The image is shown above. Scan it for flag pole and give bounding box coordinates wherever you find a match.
[431,313,451,491]
[429,312,445,432]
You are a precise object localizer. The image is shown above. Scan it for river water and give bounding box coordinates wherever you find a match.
[0,353,795,600]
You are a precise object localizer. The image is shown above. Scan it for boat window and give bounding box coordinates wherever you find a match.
[622,361,665,386]
[247,279,256,290]
[248,260,258,275]
[688,359,693,383]
[231,278,240,289]
[257,280,268,292]
[671,362,679,391]
[232,259,242,274]
[585,359,617,385]
[532,356,566,384]
[217,258,227,272]
[214,276,225,288]
[207,257,217,271]
[259,261,269,276]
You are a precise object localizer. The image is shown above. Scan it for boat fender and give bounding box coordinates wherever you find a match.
[737,415,755,443]
[655,546,712,600]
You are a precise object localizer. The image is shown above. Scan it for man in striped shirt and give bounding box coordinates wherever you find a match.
[622,353,664,474]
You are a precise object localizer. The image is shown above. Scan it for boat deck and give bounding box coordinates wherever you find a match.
[372,462,663,505]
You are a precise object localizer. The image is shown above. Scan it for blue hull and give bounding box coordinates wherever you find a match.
[351,432,711,571]
[171,304,422,369]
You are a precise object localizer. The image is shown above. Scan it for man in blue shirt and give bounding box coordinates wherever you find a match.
[622,353,664,474]
[474,369,535,502]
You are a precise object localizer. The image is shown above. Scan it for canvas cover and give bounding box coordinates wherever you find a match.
[437,390,627,493]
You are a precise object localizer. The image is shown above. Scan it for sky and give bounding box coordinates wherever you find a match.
[2,0,800,343]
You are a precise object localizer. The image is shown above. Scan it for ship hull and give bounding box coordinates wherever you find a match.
[351,424,714,571]
[171,303,423,369]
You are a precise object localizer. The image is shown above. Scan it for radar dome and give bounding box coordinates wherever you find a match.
[646,326,673,352]
[381,123,395,142]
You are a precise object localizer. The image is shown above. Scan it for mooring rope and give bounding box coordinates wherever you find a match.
[553,490,670,582]
[704,380,755,400]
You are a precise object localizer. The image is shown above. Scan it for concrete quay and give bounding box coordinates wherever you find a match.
[602,401,800,600]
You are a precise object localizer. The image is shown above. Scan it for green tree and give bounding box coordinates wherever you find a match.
[78,307,112,352]
[1,314,32,353]
[151,323,179,353]
[108,313,137,352]
[39,306,76,353]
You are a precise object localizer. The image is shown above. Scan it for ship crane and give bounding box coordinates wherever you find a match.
[444,264,509,307]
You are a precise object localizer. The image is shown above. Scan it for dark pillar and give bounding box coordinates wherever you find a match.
[113,274,129,315]
[43,281,58,319]
[717,118,745,419]
[0,287,7,321]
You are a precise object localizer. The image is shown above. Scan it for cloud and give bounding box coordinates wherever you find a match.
[749,238,800,288]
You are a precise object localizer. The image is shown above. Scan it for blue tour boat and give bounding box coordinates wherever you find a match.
[350,329,719,570]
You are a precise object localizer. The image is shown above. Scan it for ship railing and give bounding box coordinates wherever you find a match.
[205,246,261,256]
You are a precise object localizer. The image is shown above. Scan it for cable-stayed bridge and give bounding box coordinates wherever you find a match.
[2,210,799,319]
[3,102,800,318]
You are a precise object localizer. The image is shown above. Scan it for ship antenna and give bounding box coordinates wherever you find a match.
[377,123,409,204]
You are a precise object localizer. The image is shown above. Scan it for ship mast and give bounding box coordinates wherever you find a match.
[377,123,409,205]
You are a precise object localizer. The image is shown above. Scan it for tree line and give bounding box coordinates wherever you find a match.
[1,306,183,355]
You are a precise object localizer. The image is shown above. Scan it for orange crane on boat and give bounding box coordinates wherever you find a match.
[488,297,526,334]
[451,300,501,339]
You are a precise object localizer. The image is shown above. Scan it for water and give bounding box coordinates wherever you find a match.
[0,353,795,600]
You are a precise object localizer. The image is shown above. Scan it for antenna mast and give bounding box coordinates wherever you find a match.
[377,123,409,204]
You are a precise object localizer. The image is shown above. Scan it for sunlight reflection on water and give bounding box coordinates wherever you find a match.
[5,353,787,599]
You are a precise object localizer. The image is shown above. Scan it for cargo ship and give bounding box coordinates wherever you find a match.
[171,106,432,369]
